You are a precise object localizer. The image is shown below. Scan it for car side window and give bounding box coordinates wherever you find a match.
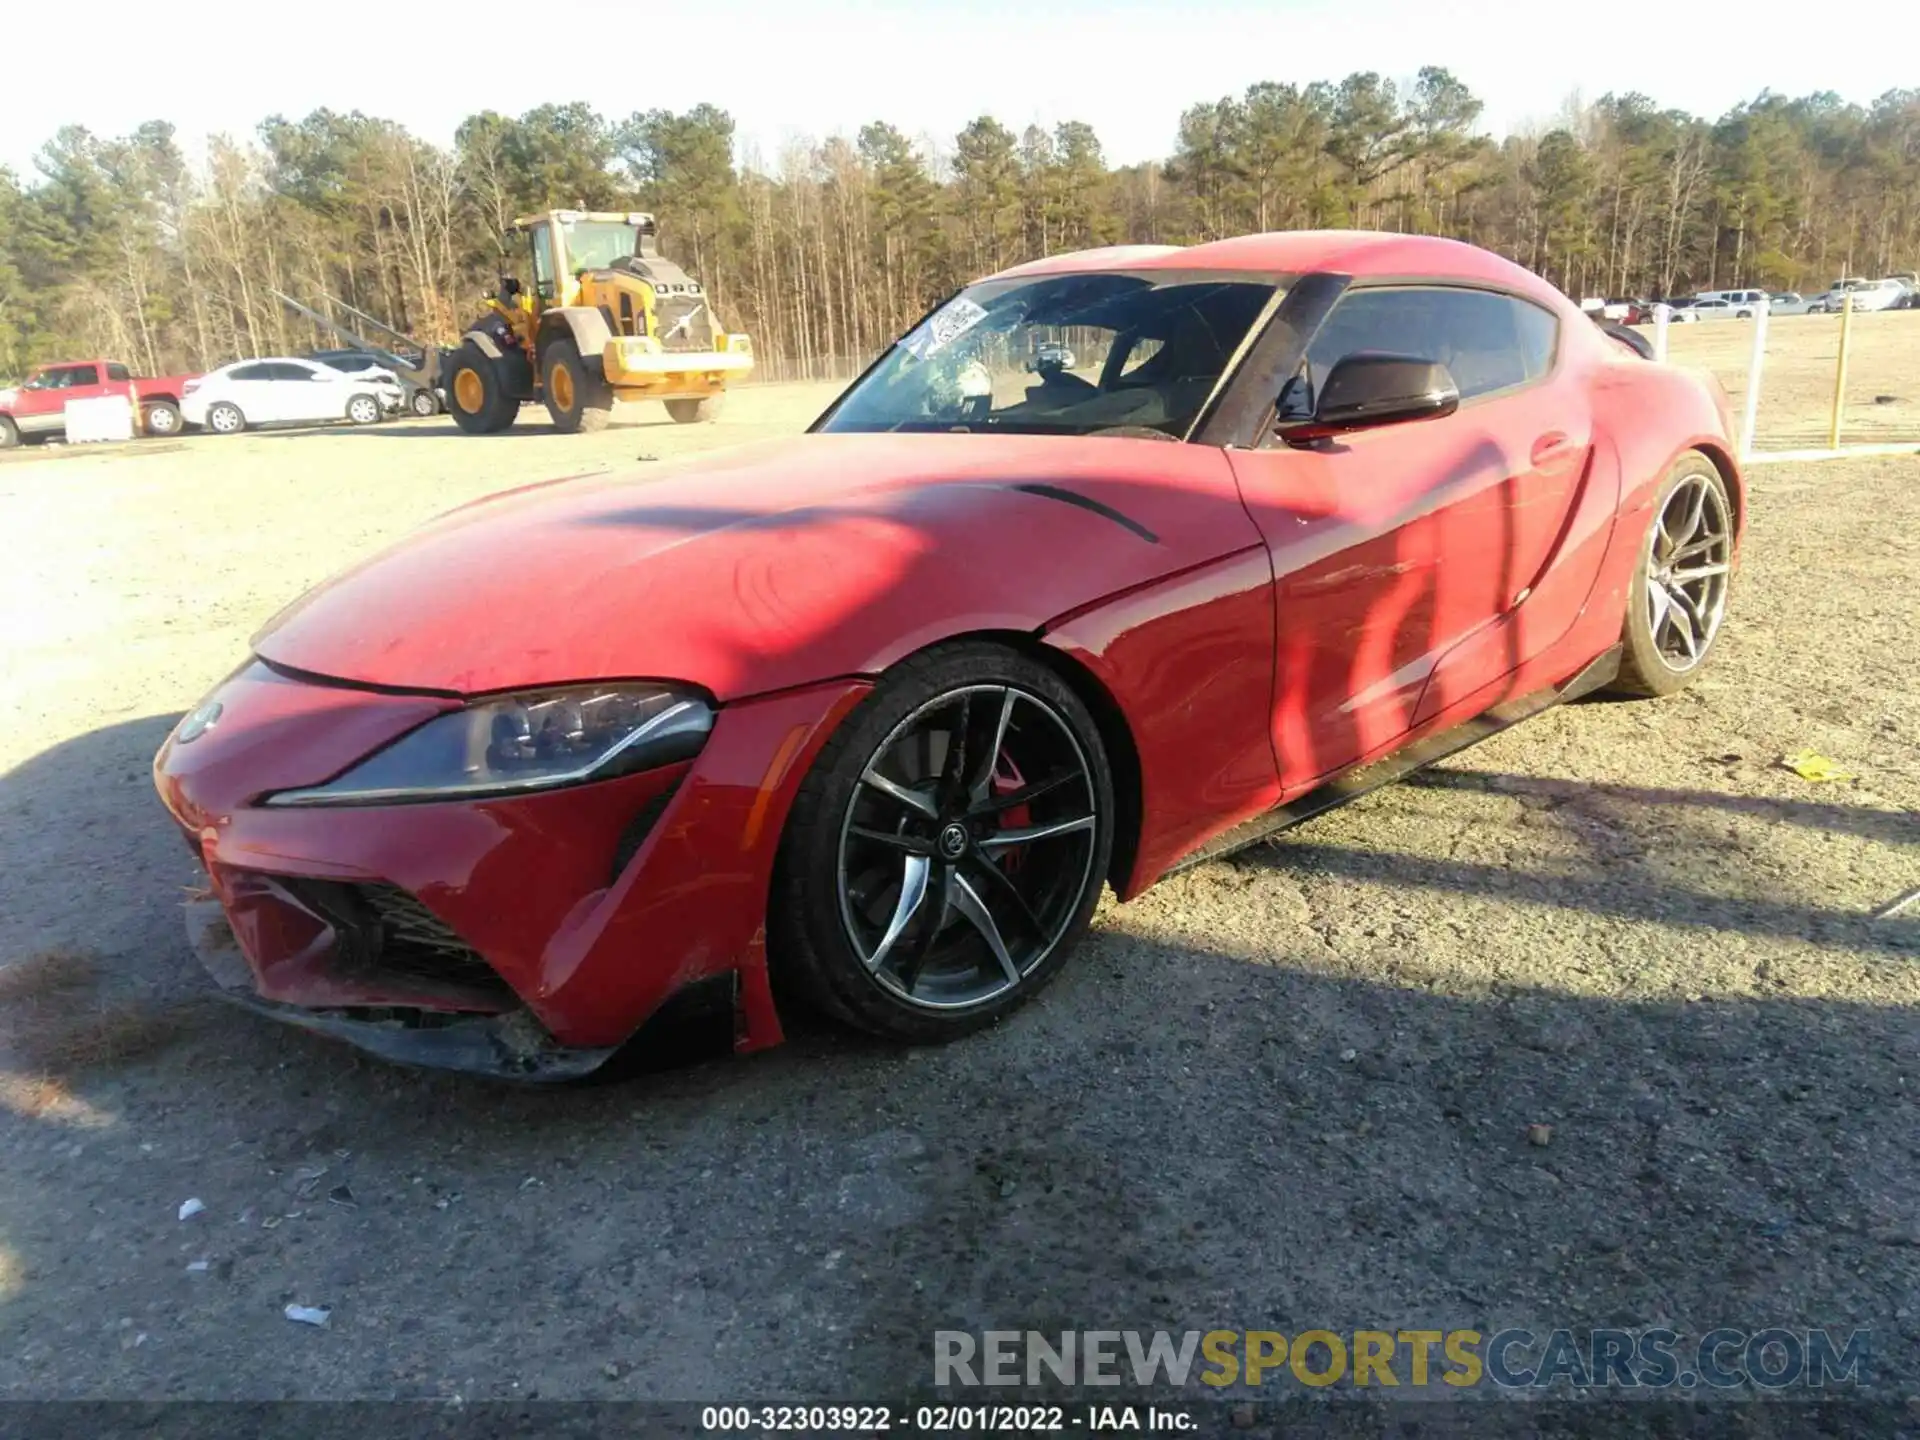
[229,364,271,382]
[1303,286,1557,403]
[264,363,312,382]
[106,363,131,381]
[65,365,100,387]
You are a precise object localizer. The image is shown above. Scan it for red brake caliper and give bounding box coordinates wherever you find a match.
[988,753,1030,875]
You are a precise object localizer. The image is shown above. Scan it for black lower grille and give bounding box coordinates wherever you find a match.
[278,877,513,1000]
[357,884,504,992]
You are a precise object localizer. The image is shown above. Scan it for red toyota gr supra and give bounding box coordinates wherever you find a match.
[154,231,1744,1078]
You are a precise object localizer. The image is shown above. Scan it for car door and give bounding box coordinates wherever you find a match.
[13,367,74,431]
[221,363,276,421]
[58,363,108,409]
[1226,284,1588,789]
[275,361,336,423]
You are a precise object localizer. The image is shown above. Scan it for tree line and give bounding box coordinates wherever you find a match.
[2,73,1916,381]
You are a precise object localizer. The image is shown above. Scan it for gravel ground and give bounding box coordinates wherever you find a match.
[0,366,1916,1417]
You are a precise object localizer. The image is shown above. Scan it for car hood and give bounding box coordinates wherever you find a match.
[250,432,1260,700]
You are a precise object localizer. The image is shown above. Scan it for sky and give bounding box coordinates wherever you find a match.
[6,0,1916,179]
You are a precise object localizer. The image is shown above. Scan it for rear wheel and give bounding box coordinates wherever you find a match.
[444,342,518,435]
[409,388,440,417]
[345,393,383,426]
[773,641,1114,1043]
[666,395,723,424]
[142,401,181,437]
[541,339,613,433]
[1610,452,1734,697]
[206,402,245,435]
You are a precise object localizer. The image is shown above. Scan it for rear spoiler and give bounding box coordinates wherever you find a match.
[1597,320,1653,359]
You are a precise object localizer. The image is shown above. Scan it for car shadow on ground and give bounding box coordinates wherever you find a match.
[0,716,1915,1405]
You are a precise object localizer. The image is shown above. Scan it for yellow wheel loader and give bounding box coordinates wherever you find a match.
[443,210,753,435]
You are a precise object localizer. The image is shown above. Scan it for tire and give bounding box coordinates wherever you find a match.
[206,402,246,435]
[1736,309,1753,320]
[0,416,17,450]
[409,388,440,417]
[1609,452,1735,698]
[444,342,518,435]
[772,640,1115,1043]
[541,338,614,433]
[666,395,723,424]
[142,401,181,437]
[345,393,383,426]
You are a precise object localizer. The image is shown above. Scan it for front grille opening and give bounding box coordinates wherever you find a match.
[277,876,515,1005]
[357,883,512,996]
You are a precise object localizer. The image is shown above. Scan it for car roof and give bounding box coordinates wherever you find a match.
[991,230,1569,308]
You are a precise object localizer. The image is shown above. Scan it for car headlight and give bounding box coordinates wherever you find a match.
[262,685,713,807]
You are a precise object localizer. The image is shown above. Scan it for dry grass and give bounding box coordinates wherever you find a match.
[0,948,207,1098]
[0,948,96,1005]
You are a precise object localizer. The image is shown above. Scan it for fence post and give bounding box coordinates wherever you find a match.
[1828,292,1854,449]
[1652,303,1671,361]
[1739,300,1769,460]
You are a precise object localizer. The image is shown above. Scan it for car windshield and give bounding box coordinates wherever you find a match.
[563,220,640,272]
[817,271,1281,438]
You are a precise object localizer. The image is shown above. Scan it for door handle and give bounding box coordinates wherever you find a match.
[1530,431,1572,466]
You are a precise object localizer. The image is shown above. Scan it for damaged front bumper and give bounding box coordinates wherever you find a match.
[184,893,615,1081]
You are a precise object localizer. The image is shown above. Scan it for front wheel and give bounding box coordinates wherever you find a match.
[444,342,518,435]
[665,395,722,424]
[772,642,1115,1042]
[143,401,182,437]
[409,388,440,417]
[345,393,383,426]
[542,339,613,433]
[0,416,18,449]
[1610,452,1734,697]
[206,402,245,435]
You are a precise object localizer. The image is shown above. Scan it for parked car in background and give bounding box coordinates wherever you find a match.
[181,358,403,434]
[1694,289,1767,317]
[1811,279,1870,312]
[1026,341,1078,373]
[1844,278,1909,313]
[308,348,442,416]
[1768,292,1817,316]
[1656,299,1700,324]
[0,358,201,448]
[1688,298,1737,320]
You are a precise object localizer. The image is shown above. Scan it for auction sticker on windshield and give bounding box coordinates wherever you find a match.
[903,296,990,359]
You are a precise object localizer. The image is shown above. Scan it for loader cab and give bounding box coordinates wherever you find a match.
[514,211,651,307]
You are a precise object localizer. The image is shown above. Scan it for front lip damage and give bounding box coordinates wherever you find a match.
[185,893,614,1082]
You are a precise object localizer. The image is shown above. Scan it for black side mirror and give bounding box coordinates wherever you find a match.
[1279,352,1459,444]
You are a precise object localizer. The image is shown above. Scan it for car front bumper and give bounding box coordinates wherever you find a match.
[154,660,867,1075]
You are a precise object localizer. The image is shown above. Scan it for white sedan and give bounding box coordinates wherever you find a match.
[181,357,404,434]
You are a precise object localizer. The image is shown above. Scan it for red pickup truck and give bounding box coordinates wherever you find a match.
[0,359,202,447]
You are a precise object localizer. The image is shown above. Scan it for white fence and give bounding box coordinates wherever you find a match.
[1654,297,1920,465]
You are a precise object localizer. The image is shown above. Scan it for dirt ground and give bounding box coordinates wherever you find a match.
[1663,309,1920,450]
[1,334,1917,1417]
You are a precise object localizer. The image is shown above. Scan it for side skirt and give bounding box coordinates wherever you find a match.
[1167,645,1622,874]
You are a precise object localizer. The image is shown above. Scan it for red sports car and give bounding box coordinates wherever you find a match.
[153,231,1743,1078]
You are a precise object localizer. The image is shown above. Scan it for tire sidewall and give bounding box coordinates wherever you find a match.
[347,394,381,426]
[1619,453,1732,696]
[410,389,438,417]
[0,417,18,449]
[144,402,180,436]
[542,340,585,429]
[774,642,1115,1041]
[446,344,508,434]
[208,403,243,434]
